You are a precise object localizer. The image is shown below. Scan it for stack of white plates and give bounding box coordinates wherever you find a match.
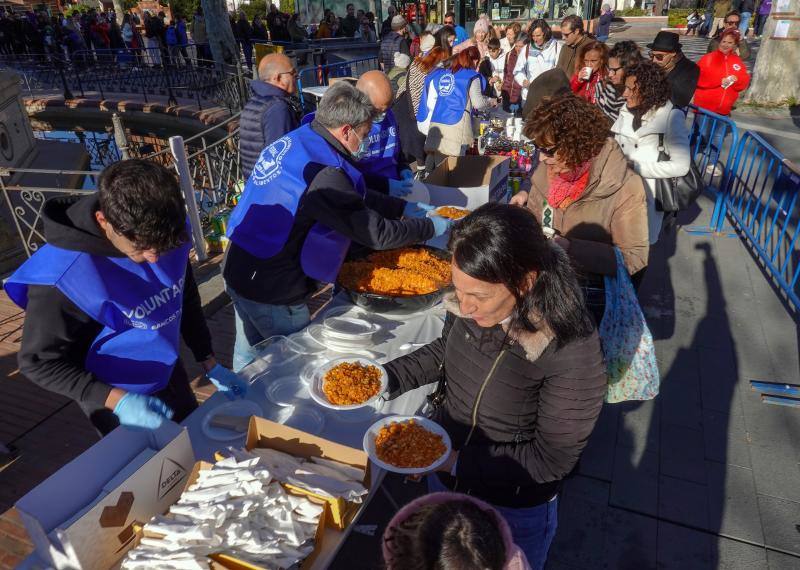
[307,306,380,352]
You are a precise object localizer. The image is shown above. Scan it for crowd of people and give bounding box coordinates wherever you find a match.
[4,6,761,570]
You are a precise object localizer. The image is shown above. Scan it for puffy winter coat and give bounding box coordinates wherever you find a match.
[612,101,691,244]
[238,81,300,180]
[384,291,607,508]
[694,49,750,116]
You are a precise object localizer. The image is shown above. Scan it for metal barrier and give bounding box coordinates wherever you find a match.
[296,55,380,111]
[715,131,800,308]
[687,105,740,229]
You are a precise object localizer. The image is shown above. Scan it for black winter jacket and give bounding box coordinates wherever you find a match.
[16,194,213,408]
[385,295,607,507]
[223,120,435,305]
[666,55,700,108]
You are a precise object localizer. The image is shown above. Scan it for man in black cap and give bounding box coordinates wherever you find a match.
[648,31,699,109]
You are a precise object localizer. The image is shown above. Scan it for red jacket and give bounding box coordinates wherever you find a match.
[570,71,601,104]
[693,50,750,116]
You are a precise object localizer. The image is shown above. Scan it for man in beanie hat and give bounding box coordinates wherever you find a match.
[381,15,411,71]
[388,52,411,93]
[647,31,699,108]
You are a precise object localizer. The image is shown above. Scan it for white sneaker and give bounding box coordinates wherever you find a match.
[705,163,721,177]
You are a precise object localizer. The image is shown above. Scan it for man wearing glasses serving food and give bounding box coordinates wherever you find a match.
[224,82,451,371]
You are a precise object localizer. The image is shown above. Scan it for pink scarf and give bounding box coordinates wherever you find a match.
[547,160,592,208]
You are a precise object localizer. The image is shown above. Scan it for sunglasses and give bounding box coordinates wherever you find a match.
[725,19,740,25]
[648,51,671,61]
[535,142,557,157]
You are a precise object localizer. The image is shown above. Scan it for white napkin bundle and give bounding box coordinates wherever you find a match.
[121,451,325,570]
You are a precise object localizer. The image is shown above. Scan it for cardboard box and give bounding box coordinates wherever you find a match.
[244,416,370,530]
[15,423,194,570]
[140,461,329,570]
[405,155,511,210]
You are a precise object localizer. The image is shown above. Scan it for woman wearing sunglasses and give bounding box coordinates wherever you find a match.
[510,94,649,321]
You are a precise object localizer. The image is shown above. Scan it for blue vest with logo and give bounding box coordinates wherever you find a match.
[226,123,366,284]
[418,68,485,126]
[5,242,190,394]
[300,112,399,179]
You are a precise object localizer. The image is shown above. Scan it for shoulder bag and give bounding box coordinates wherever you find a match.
[654,132,705,212]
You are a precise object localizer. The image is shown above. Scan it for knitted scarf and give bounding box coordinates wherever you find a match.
[547,160,592,208]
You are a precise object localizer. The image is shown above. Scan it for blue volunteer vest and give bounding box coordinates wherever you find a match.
[226,123,367,284]
[300,112,400,179]
[5,242,190,394]
[417,68,486,126]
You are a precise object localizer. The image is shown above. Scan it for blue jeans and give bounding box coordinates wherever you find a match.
[227,288,310,371]
[739,12,752,36]
[427,474,558,570]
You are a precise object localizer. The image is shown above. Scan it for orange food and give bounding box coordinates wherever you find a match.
[374,419,447,469]
[338,248,451,296]
[435,206,470,220]
[322,361,382,405]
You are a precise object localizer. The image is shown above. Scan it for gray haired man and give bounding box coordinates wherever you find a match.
[223,82,449,370]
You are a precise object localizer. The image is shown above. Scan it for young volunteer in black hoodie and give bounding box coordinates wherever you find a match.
[5,160,246,435]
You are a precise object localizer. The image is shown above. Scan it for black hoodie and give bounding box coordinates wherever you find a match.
[16,194,213,408]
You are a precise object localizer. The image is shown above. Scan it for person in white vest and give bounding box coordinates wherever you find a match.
[513,19,562,105]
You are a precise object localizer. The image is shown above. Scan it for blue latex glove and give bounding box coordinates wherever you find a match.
[399,168,414,181]
[113,393,174,430]
[509,104,520,112]
[207,364,248,399]
[430,215,452,237]
[403,201,435,219]
[388,177,414,198]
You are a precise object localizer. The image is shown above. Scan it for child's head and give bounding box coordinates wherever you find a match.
[487,37,502,58]
[383,495,507,570]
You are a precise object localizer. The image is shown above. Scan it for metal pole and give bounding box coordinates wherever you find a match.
[169,136,208,262]
[111,113,130,160]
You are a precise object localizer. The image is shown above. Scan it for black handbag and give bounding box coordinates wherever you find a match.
[654,133,705,212]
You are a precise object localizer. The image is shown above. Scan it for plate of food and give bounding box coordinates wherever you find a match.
[363,415,452,475]
[337,246,452,314]
[309,357,388,410]
[428,205,471,220]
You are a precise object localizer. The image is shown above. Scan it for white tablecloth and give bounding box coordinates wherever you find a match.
[180,294,446,568]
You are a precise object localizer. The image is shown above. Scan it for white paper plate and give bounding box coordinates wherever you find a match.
[265,376,310,407]
[322,308,378,339]
[363,415,452,475]
[201,400,263,441]
[426,205,471,219]
[309,357,388,410]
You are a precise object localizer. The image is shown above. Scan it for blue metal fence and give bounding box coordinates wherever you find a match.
[296,56,380,111]
[713,130,800,308]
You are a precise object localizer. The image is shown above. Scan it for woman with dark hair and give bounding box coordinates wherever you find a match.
[513,19,561,104]
[435,24,456,49]
[569,40,608,103]
[417,45,496,162]
[383,493,530,570]
[597,40,643,122]
[612,59,690,245]
[510,94,648,318]
[384,202,606,569]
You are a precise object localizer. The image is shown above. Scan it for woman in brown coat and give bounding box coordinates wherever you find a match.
[510,94,648,320]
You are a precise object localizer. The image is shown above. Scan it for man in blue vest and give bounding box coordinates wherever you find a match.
[354,70,417,197]
[6,160,246,435]
[223,82,450,370]
[239,53,301,180]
